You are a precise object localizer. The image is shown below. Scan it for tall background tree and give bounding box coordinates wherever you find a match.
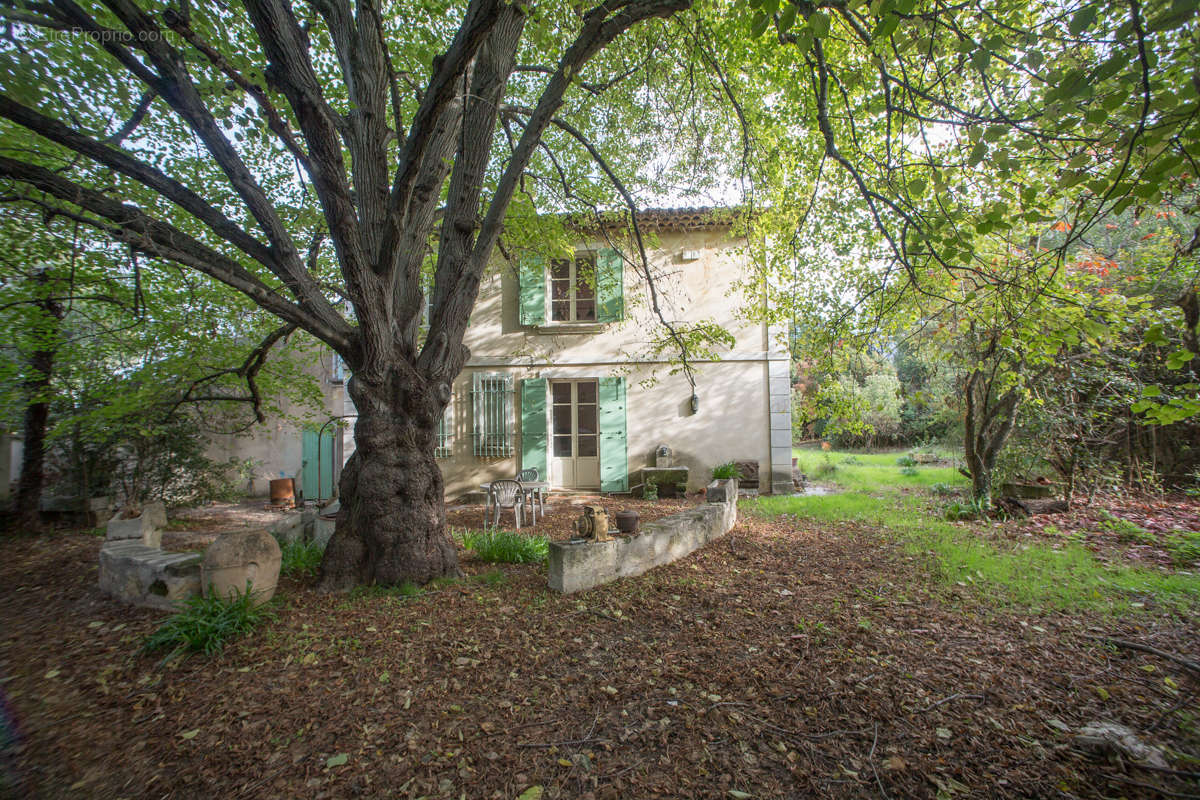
[707,0,1198,498]
[0,209,324,527]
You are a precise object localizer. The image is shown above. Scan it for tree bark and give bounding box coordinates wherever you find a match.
[12,271,64,532]
[317,373,460,590]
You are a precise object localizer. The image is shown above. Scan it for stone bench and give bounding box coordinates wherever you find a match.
[98,540,202,611]
[548,478,738,594]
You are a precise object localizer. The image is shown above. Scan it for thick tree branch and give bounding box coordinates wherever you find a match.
[0,156,353,353]
[0,94,278,270]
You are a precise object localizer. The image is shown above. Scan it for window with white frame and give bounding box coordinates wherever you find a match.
[549,253,597,322]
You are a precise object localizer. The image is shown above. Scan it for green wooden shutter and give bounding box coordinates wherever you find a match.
[520,378,548,478]
[596,248,624,322]
[598,376,628,492]
[301,428,336,501]
[518,256,546,326]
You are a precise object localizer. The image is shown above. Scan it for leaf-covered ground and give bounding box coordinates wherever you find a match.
[1,496,1197,799]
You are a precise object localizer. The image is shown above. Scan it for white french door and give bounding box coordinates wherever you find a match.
[549,379,600,489]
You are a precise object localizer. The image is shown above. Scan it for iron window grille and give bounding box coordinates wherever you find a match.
[471,373,514,458]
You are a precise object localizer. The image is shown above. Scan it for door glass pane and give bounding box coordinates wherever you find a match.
[551,300,570,321]
[576,403,597,435]
[550,259,570,280]
[575,272,595,299]
[553,435,572,457]
[577,381,597,404]
[552,382,571,404]
[578,435,597,457]
[552,404,573,433]
[575,297,595,321]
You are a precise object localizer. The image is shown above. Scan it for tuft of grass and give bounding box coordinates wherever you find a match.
[142,586,273,657]
[473,569,508,587]
[750,490,1200,614]
[458,528,549,564]
[896,455,917,467]
[279,539,324,578]
[711,461,742,480]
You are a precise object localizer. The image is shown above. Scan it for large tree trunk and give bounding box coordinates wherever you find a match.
[12,271,63,532]
[962,368,1020,506]
[317,373,460,590]
[13,367,52,531]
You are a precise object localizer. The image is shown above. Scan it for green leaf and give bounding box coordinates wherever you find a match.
[1141,385,1162,398]
[968,141,988,166]
[810,10,831,38]
[908,178,927,198]
[1167,349,1196,370]
[1068,5,1097,35]
[872,14,899,39]
[778,4,798,31]
[517,787,545,800]
[1148,0,1197,32]
[750,11,770,37]
[325,753,349,768]
[1144,324,1169,346]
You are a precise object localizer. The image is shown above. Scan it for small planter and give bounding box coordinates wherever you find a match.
[615,510,639,534]
[202,530,282,606]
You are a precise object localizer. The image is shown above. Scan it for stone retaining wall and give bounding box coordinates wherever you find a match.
[548,479,738,594]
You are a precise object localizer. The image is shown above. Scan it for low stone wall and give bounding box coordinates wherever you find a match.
[98,541,202,611]
[548,479,738,594]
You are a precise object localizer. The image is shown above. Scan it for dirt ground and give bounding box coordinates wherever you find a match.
[1,498,1197,799]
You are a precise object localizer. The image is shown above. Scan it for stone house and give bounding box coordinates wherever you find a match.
[209,208,793,500]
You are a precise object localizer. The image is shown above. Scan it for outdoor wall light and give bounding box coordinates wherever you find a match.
[689,393,700,414]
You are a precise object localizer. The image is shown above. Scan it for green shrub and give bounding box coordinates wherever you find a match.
[896,455,917,467]
[711,462,743,480]
[814,455,838,478]
[841,455,862,465]
[279,539,324,578]
[459,528,549,564]
[142,586,273,657]
[944,498,988,521]
[931,483,958,497]
[1096,510,1152,542]
[900,466,919,477]
[1166,532,1200,567]
[643,476,659,501]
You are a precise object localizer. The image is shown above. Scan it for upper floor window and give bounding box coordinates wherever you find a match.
[518,248,623,327]
[550,254,596,322]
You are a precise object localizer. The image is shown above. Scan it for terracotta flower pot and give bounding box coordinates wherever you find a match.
[614,510,639,534]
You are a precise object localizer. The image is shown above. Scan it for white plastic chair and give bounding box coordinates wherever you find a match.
[516,467,544,522]
[488,479,525,530]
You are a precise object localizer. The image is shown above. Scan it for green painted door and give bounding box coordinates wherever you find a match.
[301,428,336,501]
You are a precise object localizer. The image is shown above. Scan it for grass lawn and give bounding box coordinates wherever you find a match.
[771,447,1200,614]
[1,474,1197,799]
